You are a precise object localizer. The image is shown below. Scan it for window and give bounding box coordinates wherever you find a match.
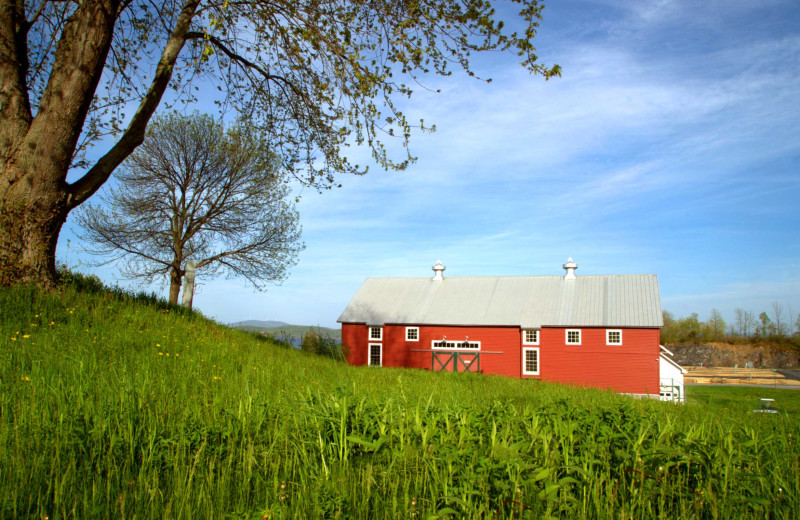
[522,348,540,375]
[406,327,419,341]
[523,329,539,345]
[369,326,382,341]
[368,343,382,366]
[431,340,480,350]
[606,329,622,345]
[566,329,581,345]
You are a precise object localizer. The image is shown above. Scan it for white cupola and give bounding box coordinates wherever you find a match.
[562,257,578,280]
[432,260,446,281]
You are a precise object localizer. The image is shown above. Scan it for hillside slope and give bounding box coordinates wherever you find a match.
[1,279,798,519]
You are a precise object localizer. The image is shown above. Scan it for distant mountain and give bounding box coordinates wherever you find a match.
[231,320,289,329]
[230,320,341,339]
[256,325,341,340]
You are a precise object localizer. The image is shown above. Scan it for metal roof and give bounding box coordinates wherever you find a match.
[337,275,663,328]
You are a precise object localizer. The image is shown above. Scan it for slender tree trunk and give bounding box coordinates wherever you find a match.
[169,267,182,304]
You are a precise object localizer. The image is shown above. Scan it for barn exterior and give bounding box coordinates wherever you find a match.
[338,259,680,399]
[659,346,687,402]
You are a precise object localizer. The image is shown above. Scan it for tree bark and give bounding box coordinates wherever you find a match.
[0,167,68,286]
[169,267,182,304]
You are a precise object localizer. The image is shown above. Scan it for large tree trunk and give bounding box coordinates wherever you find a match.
[0,162,69,287]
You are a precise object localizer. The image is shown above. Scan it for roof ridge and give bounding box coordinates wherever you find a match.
[363,273,657,280]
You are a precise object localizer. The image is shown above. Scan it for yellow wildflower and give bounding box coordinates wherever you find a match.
[156,343,160,347]
[21,376,30,382]
[166,353,170,356]
[22,335,30,339]
[159,352,163,356]
[10,337,16,341]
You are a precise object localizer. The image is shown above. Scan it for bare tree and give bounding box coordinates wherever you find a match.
[707,308,726,341]
[0,1,560,287]
[734,308,745,336]
[795,313,800,337]
[76,112,303,304]
[744,310,757,337]
[771,301,787,337]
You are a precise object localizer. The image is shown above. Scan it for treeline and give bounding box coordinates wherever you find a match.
[662,302,800,347]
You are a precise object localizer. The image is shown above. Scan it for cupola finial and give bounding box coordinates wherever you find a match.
[563,257,578,280]
[432,260,446,281]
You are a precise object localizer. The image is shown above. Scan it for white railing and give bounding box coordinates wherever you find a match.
[659,378,685,403]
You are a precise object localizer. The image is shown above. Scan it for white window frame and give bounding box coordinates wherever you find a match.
[369,326,383,341]
[430,340,481,351]
[368,343,383,366]
[405,327,419,342]
[606,329,623,346]
[565,329,582,345]
[522,329,539,345]
[522,347,540,375]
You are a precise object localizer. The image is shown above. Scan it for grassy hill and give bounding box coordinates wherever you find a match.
[1,277,799,519]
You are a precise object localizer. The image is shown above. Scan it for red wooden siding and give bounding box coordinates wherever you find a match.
[532,327,660,395]
[341,323,660,395]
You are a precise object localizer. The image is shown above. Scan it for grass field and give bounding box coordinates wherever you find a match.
[687,385,800,415]
[1,278,799,518]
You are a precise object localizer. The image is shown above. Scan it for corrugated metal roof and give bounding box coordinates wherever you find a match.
[337,275,663,328]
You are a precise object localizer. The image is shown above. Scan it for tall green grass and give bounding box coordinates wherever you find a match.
[1,280,798,518]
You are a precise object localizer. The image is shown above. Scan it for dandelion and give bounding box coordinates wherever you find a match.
[21,376,30,382]
[156,343,161,347]
[166,353,170,356]
[10,337,16,341]
[175,353,179,357]
[34,314,38,318]
[49,321,54,325]
[159,352,164,356]
[22,335,30,339]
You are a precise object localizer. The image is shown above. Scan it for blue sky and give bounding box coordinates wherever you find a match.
[60,0,800,329]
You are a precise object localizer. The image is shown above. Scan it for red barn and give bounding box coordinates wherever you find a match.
[339,259,678,399]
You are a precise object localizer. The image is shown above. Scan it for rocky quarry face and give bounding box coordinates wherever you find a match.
[668,343,800,368]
